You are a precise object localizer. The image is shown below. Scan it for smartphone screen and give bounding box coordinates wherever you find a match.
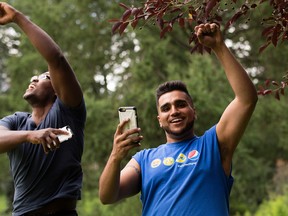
[118,106,139,135]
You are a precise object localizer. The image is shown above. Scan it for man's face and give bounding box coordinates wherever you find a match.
[157,90,196,142]
[23,72,54,103]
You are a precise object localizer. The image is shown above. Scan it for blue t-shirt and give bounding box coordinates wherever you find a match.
[0,98,86,216]
[133,125,234,216]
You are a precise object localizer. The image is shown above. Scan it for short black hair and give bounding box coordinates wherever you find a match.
[156,80,194,106]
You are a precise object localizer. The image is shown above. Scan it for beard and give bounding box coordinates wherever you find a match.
[162,120,194,139]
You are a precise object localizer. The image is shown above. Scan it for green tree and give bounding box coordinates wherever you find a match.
[254,190,288,216]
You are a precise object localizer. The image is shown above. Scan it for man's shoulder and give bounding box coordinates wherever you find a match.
[3,111,31,119]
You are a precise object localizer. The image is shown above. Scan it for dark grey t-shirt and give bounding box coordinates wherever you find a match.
[0,98,86,216]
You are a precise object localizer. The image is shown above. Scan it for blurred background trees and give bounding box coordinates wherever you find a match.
[0,0,288,215]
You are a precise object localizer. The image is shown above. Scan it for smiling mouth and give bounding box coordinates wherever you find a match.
[170,118,183,123]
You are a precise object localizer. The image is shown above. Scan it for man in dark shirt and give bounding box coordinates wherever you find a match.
[0,2,86,215]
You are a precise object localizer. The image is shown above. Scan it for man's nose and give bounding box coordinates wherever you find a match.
[171,106,180,115]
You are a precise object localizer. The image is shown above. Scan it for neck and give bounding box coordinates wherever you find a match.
[31,103,53,126]
[166,131,195,143]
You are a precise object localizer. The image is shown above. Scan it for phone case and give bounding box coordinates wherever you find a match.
[118,106,139,133]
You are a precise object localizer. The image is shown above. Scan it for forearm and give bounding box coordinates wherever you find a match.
[99,154,122,204]
[213,43,258,103]
[0,129,29,153]
[12,11,63,65]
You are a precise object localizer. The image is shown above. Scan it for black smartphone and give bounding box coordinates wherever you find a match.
[118,106,139,137]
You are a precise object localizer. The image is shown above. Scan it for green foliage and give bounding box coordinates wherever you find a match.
[0,195,8,214]
[0,192,12,216]
[77,191,141,216]
[254,191,288,216]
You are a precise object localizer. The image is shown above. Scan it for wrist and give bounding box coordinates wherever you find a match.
[212,41,227,55]
[109,152,123,164]
[12,10,25,24]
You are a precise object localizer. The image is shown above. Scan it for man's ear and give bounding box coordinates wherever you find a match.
[157,116,162,127]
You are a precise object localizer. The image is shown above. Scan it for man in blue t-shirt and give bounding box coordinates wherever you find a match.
[0,2,86,216]
[99,23,258,215]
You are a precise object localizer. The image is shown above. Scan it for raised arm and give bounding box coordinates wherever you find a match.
[99,120,143,204]
[194,23,258,175]
[0,2,82,107]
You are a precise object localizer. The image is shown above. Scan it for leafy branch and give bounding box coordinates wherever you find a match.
[110,0,288,53]
[257,73,288,100]
[109,0,288,98]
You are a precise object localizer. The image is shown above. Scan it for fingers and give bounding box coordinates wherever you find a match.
[112,121,143,160]
[193,22,223,49]
[116,128,143,146]
[194,23,219,37]
[43,134,60,154]
[42,143,50,155]
[33,129,62,154]
[115,120,143,145]
[0,3,19,25]
[115,118,129,135]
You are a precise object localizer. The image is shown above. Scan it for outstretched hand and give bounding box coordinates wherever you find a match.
[0,2,17,25]
[194,23,223,50]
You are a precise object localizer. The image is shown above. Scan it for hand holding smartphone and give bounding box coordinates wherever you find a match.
[118,106,139,138]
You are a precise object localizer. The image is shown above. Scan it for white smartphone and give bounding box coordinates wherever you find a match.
[57,125,73,143]
[118,106,139,137]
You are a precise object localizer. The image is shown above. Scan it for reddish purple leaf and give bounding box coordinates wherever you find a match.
[156,17,164,29]
[271,26,280,46]
[190,44,200,54]
[205,0,218,17]
[121,9,132,22]
[263,89,272,95]
[189,34,197,44]
[225,11,244,29]
[131,8,141,16]
[272,81,279,86]
[119,22,129,35]
[198,43,204,55]
[262,26,274,37]
[275,90,280,100]
[281,30,288,41]
[108,18,120,23]
[203,46,212,54]
[119,3,130,10]
[259,41,271,53]
[178,18,185,28]
[112,21,123,34]
[160,25,172,38]
[131,19,139,29]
